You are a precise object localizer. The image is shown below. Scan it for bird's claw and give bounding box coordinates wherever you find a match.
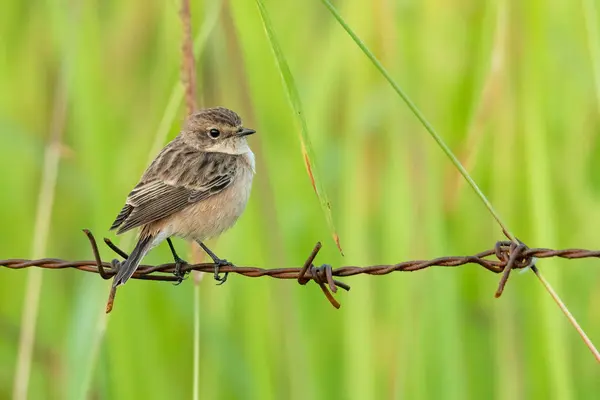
[213,258,232,285]
[173,257,189,286]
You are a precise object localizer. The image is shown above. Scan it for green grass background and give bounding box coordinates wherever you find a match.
[1,0,599,398]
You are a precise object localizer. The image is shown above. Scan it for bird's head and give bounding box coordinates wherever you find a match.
[182,107,255,154]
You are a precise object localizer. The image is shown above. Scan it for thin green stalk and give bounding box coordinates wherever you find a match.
[255,0,343,255]
[147,0,222,162]
[582,0,600,114]
[193,279,201,399]
[579,0,600,364]
[321,0,513,241]
[13,69,68,400]
[320,0,600,363]
[77,5,222,397]
[532,266,600,361]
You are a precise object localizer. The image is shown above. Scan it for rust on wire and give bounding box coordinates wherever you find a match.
[1,229,599,312]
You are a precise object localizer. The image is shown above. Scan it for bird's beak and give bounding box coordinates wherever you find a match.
[237,127,256,137]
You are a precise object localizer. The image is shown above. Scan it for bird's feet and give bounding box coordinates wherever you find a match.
[173,257,189,285]
[212,258,232,285]
[196,241,233,285]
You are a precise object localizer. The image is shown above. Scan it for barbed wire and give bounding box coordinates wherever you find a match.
[1,230,599,312]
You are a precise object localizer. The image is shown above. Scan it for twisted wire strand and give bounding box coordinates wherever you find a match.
[1,230,597,310]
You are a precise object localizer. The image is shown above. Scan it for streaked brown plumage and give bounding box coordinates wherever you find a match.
[110,107,256,287]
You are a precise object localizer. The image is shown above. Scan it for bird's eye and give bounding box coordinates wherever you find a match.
[208,128,221,139]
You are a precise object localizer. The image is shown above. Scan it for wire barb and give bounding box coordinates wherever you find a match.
[1,230,599,312]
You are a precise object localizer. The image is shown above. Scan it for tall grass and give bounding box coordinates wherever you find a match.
[0,0,599,399]
[13,65,68,400]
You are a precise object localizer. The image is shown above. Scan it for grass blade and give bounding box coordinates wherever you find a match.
[69,4,223,398]
[320,0,600,364]
[193,276,201,399]
[533,267,600,361]
[147,0,222,162]
[320,0,511,240]
[255,0,343,254]
[582,0,600,114]
[13,67,68,400]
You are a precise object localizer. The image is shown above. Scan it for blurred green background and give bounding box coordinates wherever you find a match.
[1,0,599,398]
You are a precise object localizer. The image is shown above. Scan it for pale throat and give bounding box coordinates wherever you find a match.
[206,139,255,172]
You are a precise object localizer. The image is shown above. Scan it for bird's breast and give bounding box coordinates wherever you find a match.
[168,152,254,242]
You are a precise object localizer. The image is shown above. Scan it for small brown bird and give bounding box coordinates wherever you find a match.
[110,107,256,287]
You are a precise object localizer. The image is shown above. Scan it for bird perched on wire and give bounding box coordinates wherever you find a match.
[109,107,256,287]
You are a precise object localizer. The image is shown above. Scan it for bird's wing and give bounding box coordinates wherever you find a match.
[110,144,237,234]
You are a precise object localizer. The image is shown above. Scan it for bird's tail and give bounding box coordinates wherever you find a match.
[112,235,154,287]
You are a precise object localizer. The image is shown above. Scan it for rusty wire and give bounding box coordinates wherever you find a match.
[1,229,599,312]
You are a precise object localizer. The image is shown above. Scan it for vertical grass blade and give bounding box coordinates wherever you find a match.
[582,0,600,113]
[179,1,201,398]
[147,0,222,162]
[13,61,69,400]
[255,0,343,254]
[193,278,201,399]
[180,0,197,114]
[65,3,223,398]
